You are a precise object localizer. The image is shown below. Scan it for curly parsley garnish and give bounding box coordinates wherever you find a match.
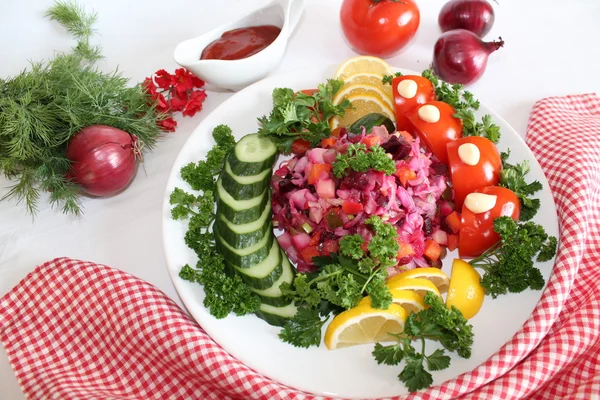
[332,143,396,177]
[171,125,261,318]
[257,79,352,153]
[499,150,543,221]
[422,69,501,143]
[278,216,397,347]
[372,292,474,392]
[470,216,557,298]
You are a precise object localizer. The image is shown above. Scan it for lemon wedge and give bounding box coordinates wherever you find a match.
[324,303,407,350]
[334,55,393,81]
[385,277,442,299]
[329,93,395,130]
[390,267,450,294]
[333,83,394,112]
[359,289,425,316]
[446,259,485,319]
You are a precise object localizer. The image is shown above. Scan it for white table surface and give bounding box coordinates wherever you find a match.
[1,0,599,398]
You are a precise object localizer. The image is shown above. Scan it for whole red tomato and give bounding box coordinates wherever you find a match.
[340,0,420,58]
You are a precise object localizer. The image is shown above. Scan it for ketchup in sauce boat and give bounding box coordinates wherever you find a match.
[200,25,281,61]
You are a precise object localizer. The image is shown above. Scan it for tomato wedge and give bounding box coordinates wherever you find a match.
[406,101,463,164]
[459,186,521,258]
[392,75,436,131]
[447,136,502,210]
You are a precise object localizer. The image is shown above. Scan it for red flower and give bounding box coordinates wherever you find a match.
[191,75,205,88]
[154,93,171,114]
[142,78,157,96]
[154,69,174,90]
[182,90,207,117]
[170,95,187,112]
[173,68,195,98]
[158,117,177,132]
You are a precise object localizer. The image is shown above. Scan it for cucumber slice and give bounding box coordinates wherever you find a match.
[216,179,269,224]
[220,168,271,200]
[214,225,274,268]
[228,240,283,289]
[215,198,272,248]
[228,134,277,176]
[255,302,298,327]
[251,252,295,306]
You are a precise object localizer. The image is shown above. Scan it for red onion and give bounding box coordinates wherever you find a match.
[438,0,495,37]
[66,125,140,197]
[433,29,504,85]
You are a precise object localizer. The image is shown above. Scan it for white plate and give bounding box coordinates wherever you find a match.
[162,65,559,398]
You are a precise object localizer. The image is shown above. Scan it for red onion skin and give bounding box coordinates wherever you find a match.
[432,29,504,85]
[66,125,138,197]
[438,0,495,37]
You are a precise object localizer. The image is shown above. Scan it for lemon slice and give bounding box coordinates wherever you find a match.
[359,289,425,316]
[333,83,394,112]
[329,94,395,130]
[390,267,450,294]
[446,259,485,319]
[324,303,407,350]
[385,277,442,299]
[334,56,393,81]
[342,72,394,102]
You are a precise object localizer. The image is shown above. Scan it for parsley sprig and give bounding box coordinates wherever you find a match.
[499,150,543,221]
[372,292,474,392]
[470,217,557,298]
[171,125,261,318]
[257,80,352,153]
[278,216,397,347]
[422,69,500,143]
[382,72,403,85]
[332,143,396,177]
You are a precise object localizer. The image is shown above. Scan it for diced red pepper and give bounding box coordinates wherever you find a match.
[360,240,369,253]
[361,135,383,148]
[308,163,332,185]
[321,137,337,148]
[424,239,442,261]
[322,240,340,256]
[291,139,311,156]
[395,165,417,186]
[309,231,322,247]
[397,241,415,259]
[342,201,364,214]
[447,234,459,251]
[300,245,320,264]
[299,89,318,96]
[445,211,461,234]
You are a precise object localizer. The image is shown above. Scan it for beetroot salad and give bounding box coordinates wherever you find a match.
[271,125,455,274]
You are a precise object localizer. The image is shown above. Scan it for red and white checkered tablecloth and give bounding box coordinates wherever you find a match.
[1,94,599,400]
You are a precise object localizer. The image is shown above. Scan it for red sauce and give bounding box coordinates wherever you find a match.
[200,25,281,61]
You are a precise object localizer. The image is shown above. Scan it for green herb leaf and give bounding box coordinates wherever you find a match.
[426,349,451,371]
[278,307,329,348]
[333,143,396,177]
[257,79,351,153]
[373,341,405,365]
[470,216,557,298]
[499,151,543,221]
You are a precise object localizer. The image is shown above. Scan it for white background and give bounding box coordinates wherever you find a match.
[1,0,599,398]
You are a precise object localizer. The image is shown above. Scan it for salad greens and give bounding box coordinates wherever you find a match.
[372,293,474,392]
[332,143,396,177]
[257,79,352,152]
[470,216,557,298]
[172,125,261,318]
[499,150,543,221]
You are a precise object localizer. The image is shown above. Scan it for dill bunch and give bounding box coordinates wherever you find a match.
[0,1,165,215]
